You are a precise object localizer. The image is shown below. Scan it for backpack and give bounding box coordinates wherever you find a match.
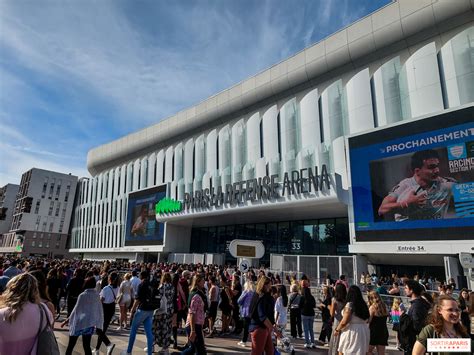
[399,312,416,351]
[143,284,161,310]
[36,303,60,355]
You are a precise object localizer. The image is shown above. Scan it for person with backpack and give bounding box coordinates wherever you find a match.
[300,285,317,348]
[399,279,431,354]
[152,272,175,354]
[288,283,303,339]
[121,270,157,355]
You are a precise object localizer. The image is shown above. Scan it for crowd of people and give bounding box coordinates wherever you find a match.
[0,256,473,355]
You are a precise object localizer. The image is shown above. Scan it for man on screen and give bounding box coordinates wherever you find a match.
[131,205,148,236]
[378,149,455,221]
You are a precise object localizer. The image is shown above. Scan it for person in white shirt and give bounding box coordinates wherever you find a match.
[93,272,119,355]
[274,285,289,346]
[130,270,141,299]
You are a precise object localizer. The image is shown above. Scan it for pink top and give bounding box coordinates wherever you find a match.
[0,302,53,355]
[186,294,205,326]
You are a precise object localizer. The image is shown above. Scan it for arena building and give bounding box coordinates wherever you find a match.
[70,0,474,287]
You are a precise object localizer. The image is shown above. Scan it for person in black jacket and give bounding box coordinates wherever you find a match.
[399,280,431,354]
[300,286,316,349]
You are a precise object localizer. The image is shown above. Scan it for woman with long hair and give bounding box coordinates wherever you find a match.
[237,279,255,347]
[172,272,186,348]
[367,290,389,355]
[206,275,219,338]
[0,273,54,354]
[274,284,289,346]
[30,269,56,319]
[47,268,62,318]
[458,288,470,333]
[152,272,175,353]
[249,276,275,355]
[218,276,233,334]
[328,283,347,355]
[182,274,208,355]
[300,284,316,348]
[117,273,133,330]
[413,295,472,354]
[318,285,333,345]
[334,285,370,355]
[288,283,303,339]
[61,277,104,355]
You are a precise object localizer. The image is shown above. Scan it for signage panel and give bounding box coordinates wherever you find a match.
[125,185,166,246]
[349,106,474,241]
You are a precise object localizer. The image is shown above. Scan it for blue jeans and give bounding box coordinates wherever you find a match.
[301,315,315,344]
[127,309,154,355]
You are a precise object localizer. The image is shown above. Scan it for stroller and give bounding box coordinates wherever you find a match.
[273,325,295,354]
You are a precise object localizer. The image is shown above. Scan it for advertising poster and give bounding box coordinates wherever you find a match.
[349,106,474,241]
[125,185,166,246]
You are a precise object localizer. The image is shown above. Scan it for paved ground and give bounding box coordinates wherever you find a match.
[54,314,403,354]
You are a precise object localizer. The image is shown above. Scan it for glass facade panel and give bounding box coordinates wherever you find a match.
[189,217,349,265]
[319,256,339,281]
[318,219,337,255]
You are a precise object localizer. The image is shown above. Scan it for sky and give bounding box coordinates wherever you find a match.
[0,0,390,187]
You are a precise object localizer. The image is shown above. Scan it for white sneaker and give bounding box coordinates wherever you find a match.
[311,343,317,348]
[116,326,122,331]
[107,343,116,355]
[304,343,310,348]
[92,349,99,355]
[144,345,155,352]
[237,341,248,347]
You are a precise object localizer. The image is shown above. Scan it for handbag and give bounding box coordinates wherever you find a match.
[155,293,168,315]
[116,292,123,304]
[37,303,60,355]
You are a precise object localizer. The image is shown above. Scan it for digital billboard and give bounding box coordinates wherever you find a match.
[349,105,474,241]
[125,185,166,246]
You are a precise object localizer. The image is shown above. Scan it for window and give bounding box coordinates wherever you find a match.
[259,120,264,158]
[55,242,60,249]
[35,216,41,230]
[55,202,61,217]
[49,178,55,199]
[38,241,43,248]
[41,177,48,198]
[34,200,41,214]
[65,183,71,202]
[47,233,51,240]
[42,221,47,232]
[49,222,54,232]
[31,240,36,247]
[33,232,37,239]
[45,241,49,248]
[59,221,64,233]
[48,201,54,216]
[55,181,61,200]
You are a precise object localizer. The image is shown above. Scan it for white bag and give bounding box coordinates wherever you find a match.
[155,294,168,315]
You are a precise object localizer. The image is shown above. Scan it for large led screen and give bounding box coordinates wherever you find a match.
[125,185,166,246]
[349,106,474,241]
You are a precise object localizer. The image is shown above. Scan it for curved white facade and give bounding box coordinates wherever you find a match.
[71,1,474,257]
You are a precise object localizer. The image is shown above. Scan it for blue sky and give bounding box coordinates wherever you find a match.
[0,0,390,186]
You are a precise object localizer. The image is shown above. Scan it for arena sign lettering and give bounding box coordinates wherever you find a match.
[183,164,330,211]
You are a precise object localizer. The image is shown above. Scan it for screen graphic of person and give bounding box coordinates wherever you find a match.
[131,205,148,236]
[378,149,455,221]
